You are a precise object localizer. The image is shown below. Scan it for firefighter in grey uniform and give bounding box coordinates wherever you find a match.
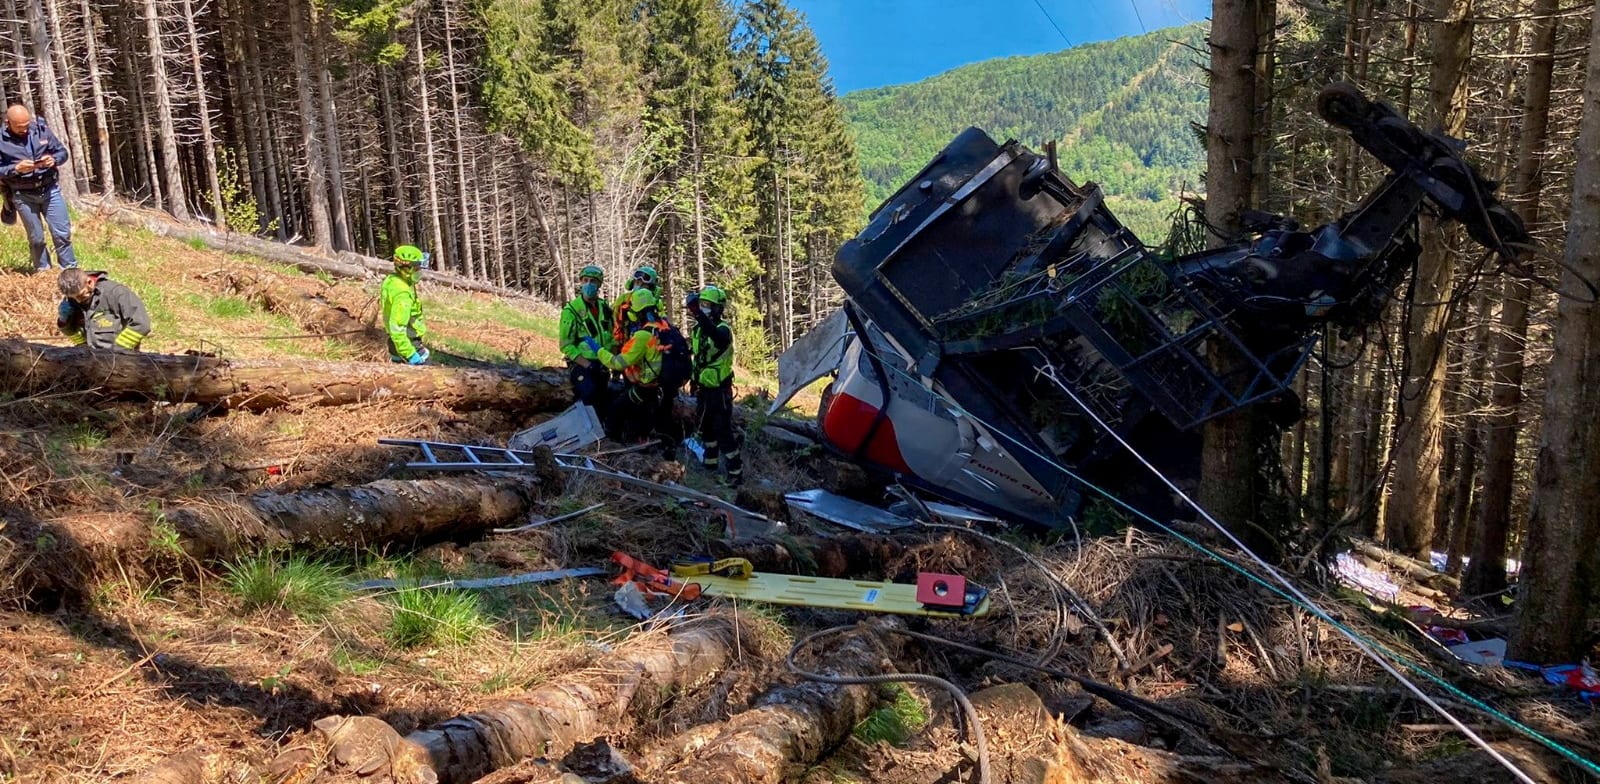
[56,268,152,350]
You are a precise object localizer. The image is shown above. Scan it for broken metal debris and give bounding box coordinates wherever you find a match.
[508,402,605,453]
[379,439,786,541]
[352,566,608,592]
[493,501,607,533]
[784,488,914,533]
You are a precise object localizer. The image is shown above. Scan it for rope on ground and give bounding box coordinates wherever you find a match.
[915,519,1129,671]
[788,624,991,784]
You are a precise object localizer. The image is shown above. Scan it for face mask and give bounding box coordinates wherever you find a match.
[581,282,599,299]
[398,265,418,283]
[700,304,714,318]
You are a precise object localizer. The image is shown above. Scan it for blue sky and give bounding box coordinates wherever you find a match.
[789,0,1212,95]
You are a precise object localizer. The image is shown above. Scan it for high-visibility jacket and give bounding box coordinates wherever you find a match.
[599,321,667,386]
[380,272,427,359]
[690,317,734,388]
[57,272,150,350]
[559,296,614,362]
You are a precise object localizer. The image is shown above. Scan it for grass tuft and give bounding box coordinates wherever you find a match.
[204,295,256,319]
[852,683,928,746]
[384,586,488,649]
[222,553,350,619]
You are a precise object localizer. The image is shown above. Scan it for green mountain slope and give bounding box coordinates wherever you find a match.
[842,24,1209,240]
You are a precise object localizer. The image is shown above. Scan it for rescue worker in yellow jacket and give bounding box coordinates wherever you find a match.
[382,245,430,364]
[585,287,680,456]
[559,264,615,413]
[686,285,741,484]
[610,264,659,347]
[56,268,150,350]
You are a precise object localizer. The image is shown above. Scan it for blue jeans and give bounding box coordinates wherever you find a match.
[14,184,76,269]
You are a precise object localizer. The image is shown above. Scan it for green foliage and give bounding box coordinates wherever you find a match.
[330,645,383,675]
[474,0,600,188]
[64,422,107,450]
[384,586,488,648]
[852,683,928,745]
[843,24,1209,240]
[216,147,279,236]
[222,554,350,619]
[204,295,256,319]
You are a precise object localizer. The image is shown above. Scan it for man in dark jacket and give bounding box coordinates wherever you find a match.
[0,105,76,270]
[57,268,151,350]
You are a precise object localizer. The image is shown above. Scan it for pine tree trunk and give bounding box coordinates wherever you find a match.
[1200,0,1274,554]
[180,0,226,227]
[287,0,332,251]
[42,0,85,195]
[1465,0,1557,600]
[6,0,34,106]
[490,155,507,287]
[119,9,163,208]
[378,62,412,245]
[24,0,77,200]
[81,0,114,194]
[1382,0,1474,558]
[312,7,351,251]
[237,0,285,238]
[440,0,478,279]
[1510,0,1600,663]
[415,23,446,268]
[142,0,187,217]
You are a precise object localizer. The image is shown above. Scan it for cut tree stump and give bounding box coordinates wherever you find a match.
[0,340,571,413]
[166,465,557,560]
[637,624,903,784]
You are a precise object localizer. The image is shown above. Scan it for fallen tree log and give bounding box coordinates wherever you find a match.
[256,617,740,784]
[1351,540,1461,591]
[637,624,902,784]
[0,340,571,413]
[86,195,541,302]
[222,268,375,341]
[166,467,555,561]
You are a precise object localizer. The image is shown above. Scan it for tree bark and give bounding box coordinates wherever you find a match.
[287,0,333,251]
[6,0,34,107]
[0,340,572,414]
[415,23,447,268]
[1510,0,1600,664]
[1465,0,1558,602]
[180,0,226,227]
[440,0,478,280]
[238,0,285,238]
[311,5,351,251]
[1382,0,1474,558]
[222,269,374,342]
[24,0,77,200]
[165,471,555,560]
[81,0,114,194]
[251,619,738,784]
[379,61,412,245]
[1200,0,1275,556]
[638,626,901,784]
[41,0,86,196]
[141,0,187,217]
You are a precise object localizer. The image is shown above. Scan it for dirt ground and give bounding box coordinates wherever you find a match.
[2,223,1597,783]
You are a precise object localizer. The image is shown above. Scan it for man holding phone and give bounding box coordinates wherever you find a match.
[0,105,76,271]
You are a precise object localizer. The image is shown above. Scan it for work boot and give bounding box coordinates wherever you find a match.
[1,202,14,226]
